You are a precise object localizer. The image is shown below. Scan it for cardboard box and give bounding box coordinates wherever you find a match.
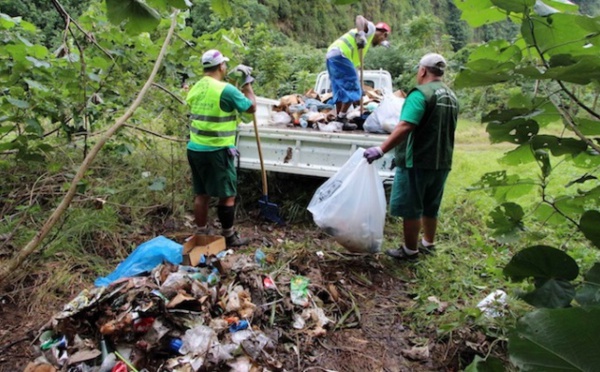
[182,235,226,266]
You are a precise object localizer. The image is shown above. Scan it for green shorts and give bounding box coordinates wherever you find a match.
[390,167,450,219]
[187,149,237,198]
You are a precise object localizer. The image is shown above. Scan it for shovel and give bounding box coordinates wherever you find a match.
[252,112,284,225]
[359,47,364,116]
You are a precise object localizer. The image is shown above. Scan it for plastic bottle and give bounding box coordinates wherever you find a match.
[169,338,183,354]
[206,268,220,286]
[229,319,249,333]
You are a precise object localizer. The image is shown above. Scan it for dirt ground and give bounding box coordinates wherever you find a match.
[0,221,488,372]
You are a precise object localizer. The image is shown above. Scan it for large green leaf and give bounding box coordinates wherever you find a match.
[573,118,600,136]
[486,119,539,144]
[580,210,600,249]
[482,108,530,123]
[105,0,161,34]
[455,0,510,28]
[491,0,536,14]
[522,14,600,58]
[509,307,600,371]
[6,97,30,109]
[469,171,536,202]
[503,245,579,282]
[210,0,233,17]
[530,135,588,157]
[500,144,536,166]
[464,355,505,372]
[487,202,525,243]
[576,263,600,306]
[521,278,575,308]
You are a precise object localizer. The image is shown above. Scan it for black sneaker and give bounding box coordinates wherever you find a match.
[225,232,250,247]
[385,247,419,260]
[418,242,436,255]
[336,116,357,131]
[342,122,358,131]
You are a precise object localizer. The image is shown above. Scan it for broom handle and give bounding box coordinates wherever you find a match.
[252,112,268,196]
[359,47,364,116]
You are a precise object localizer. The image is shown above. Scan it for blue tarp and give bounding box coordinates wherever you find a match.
[95,236,183,287]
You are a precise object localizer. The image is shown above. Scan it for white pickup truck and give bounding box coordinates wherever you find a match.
[236,70,396,183]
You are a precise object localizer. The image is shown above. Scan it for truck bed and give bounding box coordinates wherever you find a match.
[236,122,396,183]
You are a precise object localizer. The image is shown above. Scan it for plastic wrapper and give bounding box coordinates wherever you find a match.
[270,111,292,125]
[307,149,386,253]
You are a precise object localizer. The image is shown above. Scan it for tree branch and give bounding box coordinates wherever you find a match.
[152,83,185,105]
[0,11,180,287]
[124,124,186,142]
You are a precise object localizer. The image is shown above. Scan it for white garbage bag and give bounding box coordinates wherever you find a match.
[363,94,405,134]
[307,149,387,253]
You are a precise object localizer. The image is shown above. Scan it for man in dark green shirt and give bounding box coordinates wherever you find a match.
[364,53,459,260]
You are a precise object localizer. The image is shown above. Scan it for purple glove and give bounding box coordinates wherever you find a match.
[364,146,384,164]
[227,147,240,158]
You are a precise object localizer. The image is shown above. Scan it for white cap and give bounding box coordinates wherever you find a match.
[419,53,447,71]
[201,49,230,68]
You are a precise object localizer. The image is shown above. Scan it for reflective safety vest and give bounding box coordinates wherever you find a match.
[186,76,237,147]
[327,28,374,67]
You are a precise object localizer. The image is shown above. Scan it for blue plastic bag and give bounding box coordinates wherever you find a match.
[95,236,183,287]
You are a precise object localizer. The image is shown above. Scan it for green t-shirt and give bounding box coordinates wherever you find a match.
[187,83,252,152]
[399,90,426,125]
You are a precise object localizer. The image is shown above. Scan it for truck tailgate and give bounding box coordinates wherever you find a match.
[236,124,395,183]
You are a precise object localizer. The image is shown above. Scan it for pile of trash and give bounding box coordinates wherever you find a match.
[25,237,346,372]
[270,87,405,133]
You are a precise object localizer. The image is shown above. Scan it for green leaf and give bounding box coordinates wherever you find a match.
[167,0,190,9]
[105,0,161,34]
[149,176,166,191]
[576,263,600,306]
[210,0,233,17]
[0,125,15,134]
[482,108,530,123]
[522,14,600,58]
[530,135,588,157]
[580,210,600,248]
[25,119,43,136]
[464,355,505,372]
[509,307,600,371]
[573,118,600,136]
[5,97,30,109]
[503,245,579,282]
[521,278,575,308]
[486,119,539,144]
[491,0,536,14]
[24,78,49,92]
[455,0,509,28]
[487,202,525,243]
[500,144,536,166]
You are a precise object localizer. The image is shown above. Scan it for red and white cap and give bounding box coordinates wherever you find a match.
[201,49,230,68]
[375,22,391,33]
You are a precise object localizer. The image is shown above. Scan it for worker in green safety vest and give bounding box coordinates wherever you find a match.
[326,15,391,130]
[186,49,256,247]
